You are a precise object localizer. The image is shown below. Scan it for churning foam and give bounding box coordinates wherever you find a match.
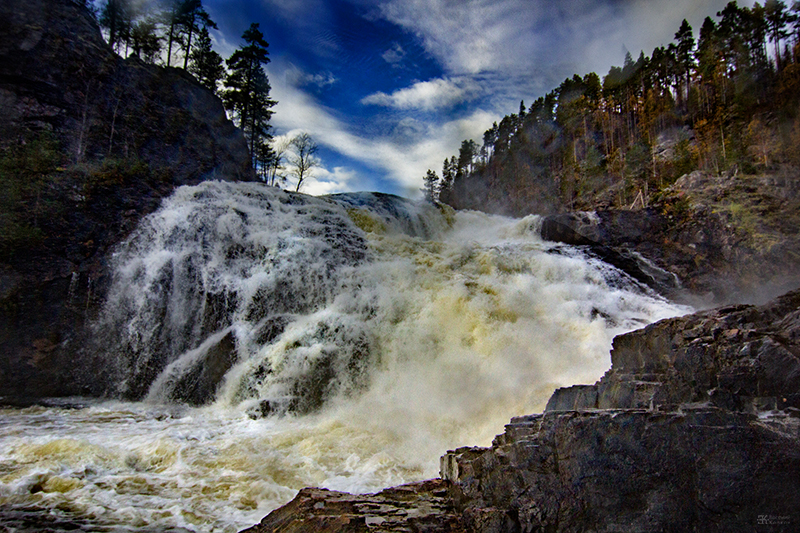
[0,182,690,531]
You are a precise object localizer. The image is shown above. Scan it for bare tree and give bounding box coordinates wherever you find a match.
[289,133,320,192]
[265,137,290,187]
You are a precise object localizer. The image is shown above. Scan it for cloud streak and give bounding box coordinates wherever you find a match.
[361,77,479,111]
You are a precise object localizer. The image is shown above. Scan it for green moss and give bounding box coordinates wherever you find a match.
[346,208,387,234]
[82,157,152,192]
[0,132,63,258]
[436,202,456,228]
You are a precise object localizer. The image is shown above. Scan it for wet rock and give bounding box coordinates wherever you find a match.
[540,171,800,305]
[162,330,237,406]
[443,408,799,533]
[242,479,465,533]
[440,288,800,532]
[540,212,682,297]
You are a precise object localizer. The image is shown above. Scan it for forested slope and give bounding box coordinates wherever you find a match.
[430,1,800,218]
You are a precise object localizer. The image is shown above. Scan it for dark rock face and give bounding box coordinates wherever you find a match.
[161,330,238,406]
[250,290,800,532]
[0,0,251,183]
[540,171,800,305]
[444,409,798,533]
[0,0,252,401]
[243,480,466,533]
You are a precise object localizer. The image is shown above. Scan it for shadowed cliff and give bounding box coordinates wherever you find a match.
[0,0,253,400]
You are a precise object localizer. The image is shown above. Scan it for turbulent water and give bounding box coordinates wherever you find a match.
[0,182,690,532]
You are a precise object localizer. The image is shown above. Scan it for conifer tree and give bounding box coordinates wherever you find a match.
[438,157,455,203]
[189,26,224,92]
[99,0,132,52]
[674,19,696,103]
[765,0,793,67]
[422,169,439,202]
[130,17,162,63]
[164,0,185,67]
[179,0,216,70]
[223,23,277,172]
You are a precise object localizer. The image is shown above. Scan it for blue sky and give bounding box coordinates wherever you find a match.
[204,0,752,197]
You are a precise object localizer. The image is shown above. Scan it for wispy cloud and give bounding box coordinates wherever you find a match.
[378,0,748,88]
[381,42,406,65]
[302,166,359,196]
[283,64,338,89]
[361,77,479,111]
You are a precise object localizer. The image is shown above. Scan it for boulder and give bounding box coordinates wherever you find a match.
[243,480,465,533]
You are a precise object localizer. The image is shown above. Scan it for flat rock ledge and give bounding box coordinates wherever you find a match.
[243,289,800,532]
[241,479,466,532]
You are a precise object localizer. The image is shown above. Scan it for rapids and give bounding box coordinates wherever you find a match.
[0,182,690,532]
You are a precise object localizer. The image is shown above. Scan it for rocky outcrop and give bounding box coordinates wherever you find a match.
[540,170,800,305]
[0,0,252,401]
[243,480,465,533]
[249,289,800,532]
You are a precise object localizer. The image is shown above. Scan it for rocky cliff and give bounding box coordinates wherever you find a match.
[247,289,800,532]
[0,0,252,401]
[540,169,800,306]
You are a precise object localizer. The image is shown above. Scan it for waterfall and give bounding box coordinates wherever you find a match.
[92,180,685,418]
[0,181,690,532]
[93,182,450,410]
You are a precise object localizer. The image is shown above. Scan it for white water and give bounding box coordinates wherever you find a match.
[0,182,690,532]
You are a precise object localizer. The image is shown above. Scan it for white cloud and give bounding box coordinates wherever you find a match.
[301,167,359,196]
[283,64,338,89]
[270,60,499,195]
[381,42,406,65]
[379,0,543,75]
[361,77,479,111]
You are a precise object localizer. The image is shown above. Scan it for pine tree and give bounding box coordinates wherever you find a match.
[223,23,277,172]
[99,0,132,52]
[674,19,695,104]
[422,169,439,202]
[130,17,162,63]
[438,157,455,203]
[163,0,184,67]
[189,26,224,92]
[179,0,216,70]
[765,0,793,68]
